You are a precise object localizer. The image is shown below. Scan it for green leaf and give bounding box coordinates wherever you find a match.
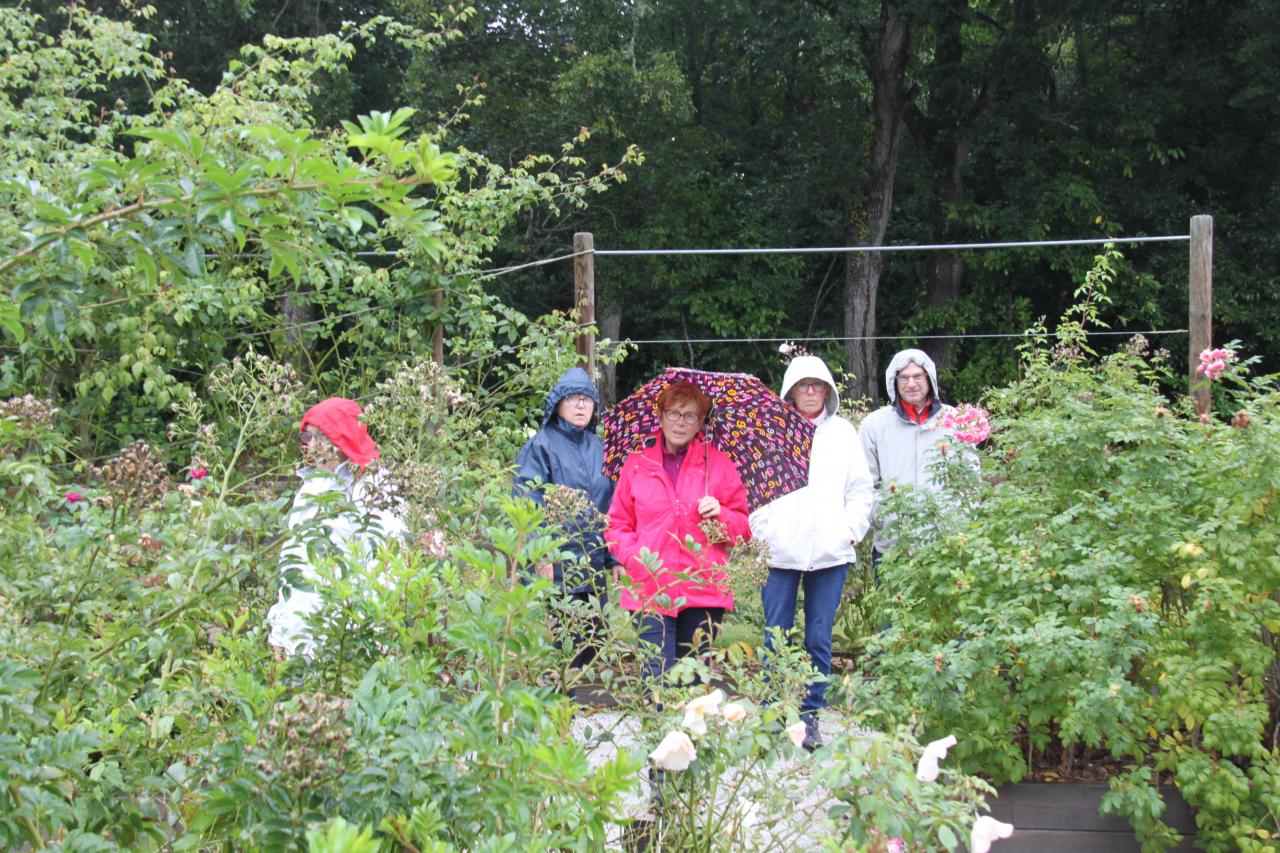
[0,299,24,342]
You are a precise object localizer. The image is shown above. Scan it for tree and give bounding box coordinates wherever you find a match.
[0,4,638,451]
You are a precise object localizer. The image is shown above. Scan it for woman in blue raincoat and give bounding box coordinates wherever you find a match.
[513,367,614,667]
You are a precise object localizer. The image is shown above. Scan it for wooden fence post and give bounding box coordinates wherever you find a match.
[1189,215,1213,414]
[574,232,596,380]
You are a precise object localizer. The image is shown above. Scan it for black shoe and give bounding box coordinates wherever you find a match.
[801,715,822,752]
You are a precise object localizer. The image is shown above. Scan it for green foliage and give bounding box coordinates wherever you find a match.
[0,4,638,451]
[861,313,1280,849]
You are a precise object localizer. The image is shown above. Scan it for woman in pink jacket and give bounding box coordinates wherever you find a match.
[607,381,751,679]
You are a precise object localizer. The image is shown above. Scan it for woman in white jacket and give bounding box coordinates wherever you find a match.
[749,356,874,750]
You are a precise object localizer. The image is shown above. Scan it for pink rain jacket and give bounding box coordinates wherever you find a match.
[607,433,751,617]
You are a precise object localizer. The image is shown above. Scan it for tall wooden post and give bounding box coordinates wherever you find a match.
[574,232,596,380]
[1188,215,1213,414]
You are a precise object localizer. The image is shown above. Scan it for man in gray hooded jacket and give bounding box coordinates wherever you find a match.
[858,348,956,560]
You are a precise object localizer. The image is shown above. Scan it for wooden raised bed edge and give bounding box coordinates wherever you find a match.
[988,782,1196,853]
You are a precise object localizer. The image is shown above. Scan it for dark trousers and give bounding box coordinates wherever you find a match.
[761,563,849,716]
[635,607,725,680]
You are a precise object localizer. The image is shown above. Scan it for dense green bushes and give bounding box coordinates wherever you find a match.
[862,326,1280,851]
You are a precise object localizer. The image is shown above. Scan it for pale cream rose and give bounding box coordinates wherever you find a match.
[650,730,697,772]
[722,702,747,723]
[970,815,1014,853]
[681,688,725,735]
[786,721,807,748]
[915,734,957,782]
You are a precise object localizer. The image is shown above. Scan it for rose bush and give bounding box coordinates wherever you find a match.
[860,323,1280,851]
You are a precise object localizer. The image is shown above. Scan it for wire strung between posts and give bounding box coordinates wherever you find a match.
[593,235,1189,256]
[623,329,1189,345]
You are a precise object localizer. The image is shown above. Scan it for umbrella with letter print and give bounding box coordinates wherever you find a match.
[601,367,814,512]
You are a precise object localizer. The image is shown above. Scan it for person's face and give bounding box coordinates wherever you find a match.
[660,402,704,452]
[556,393,595,428]
[300,424,342,471]
[895,364,931,407]
[789,378,829,418]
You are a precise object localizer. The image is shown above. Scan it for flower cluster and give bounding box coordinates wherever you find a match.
[542,484,601,529]
[727,533,773,591]
[777,340,813,362]
[698,517,730,545]
[254,692,351,787]
[0,394,60,429]
[940,404,992,445]
[1195,346,1235,381]
[912,734,1015,852]
[648,689,750,771]
[98,440,170,506]
[417,520,449,560]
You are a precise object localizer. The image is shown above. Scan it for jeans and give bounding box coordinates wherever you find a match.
[635,607,725,681]
[761,563,849,716]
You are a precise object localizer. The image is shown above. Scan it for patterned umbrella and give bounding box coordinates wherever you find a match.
[602,367,814,512]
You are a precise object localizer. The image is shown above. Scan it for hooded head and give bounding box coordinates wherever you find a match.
[299,397,380,466]
[543,367,601,430]
[884,349,941,406]
[780,355,840,417]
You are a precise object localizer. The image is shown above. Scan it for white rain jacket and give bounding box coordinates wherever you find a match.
[858,349,956,553]
[748,356,875,571]
[266,462,408,657]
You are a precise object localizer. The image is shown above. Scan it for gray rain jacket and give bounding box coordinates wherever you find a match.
[858,349,956,553]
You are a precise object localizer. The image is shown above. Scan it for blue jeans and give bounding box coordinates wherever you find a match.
[762,564,849,716]
[635,607,725,681]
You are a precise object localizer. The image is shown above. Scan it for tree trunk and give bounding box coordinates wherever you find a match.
[280,280,314,383]
[844,0,914,403]
[915,0,970,376]
[921,126,970,375]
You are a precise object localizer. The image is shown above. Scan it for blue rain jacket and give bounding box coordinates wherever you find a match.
[512,367,615,593]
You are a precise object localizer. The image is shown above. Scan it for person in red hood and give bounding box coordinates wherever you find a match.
[606,381,751,682]
[267,397,406,658]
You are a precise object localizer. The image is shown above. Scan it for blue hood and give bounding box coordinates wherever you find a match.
[543,367,601,429]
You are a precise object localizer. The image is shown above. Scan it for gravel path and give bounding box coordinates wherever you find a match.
[570,705,865,850]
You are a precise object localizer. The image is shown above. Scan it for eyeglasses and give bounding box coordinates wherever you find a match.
[662,409,702,425]
[897,373,929,386]
[564,393,594,407]
[794,380,826,393]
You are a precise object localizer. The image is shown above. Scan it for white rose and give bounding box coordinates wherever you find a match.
[915,734,957,782]
[681,688,724,735]
[970,815,1014,853]
[786,721,807,748]
[722,702,747,723]
[650,730,697,772]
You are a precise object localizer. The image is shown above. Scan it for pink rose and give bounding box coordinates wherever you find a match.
[65,492,83,504]
[189,467,208,480]
[1195,346,1235,381]
[940,404,992,445]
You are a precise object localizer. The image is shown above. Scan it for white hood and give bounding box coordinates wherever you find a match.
[780,355,839,416]
[884,349,941,405]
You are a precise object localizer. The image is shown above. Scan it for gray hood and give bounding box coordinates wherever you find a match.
[780,355,839,416]
[884,349,941,406]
